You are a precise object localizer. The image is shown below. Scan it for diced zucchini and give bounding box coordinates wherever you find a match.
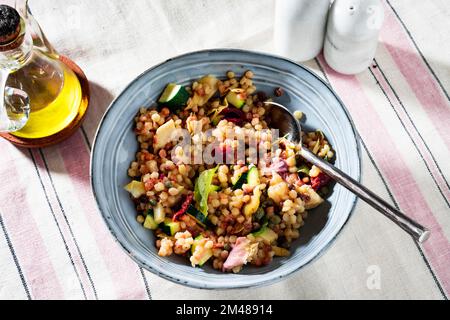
[226,91,246,109]
[244,186,261,218]
[143,214,158,230]
[298,185,324,210]
[154,119,176,150]
[160,218,181,236]
[197,250,213,266]
[253,226,278,244]
[191,235,213,266]
[232,172,248,190]
[158,83,190,109]
[153,203,166,224]
[191,235,204,255]
[247,165,260,187]
[186,205,208,226]
[124,181,146,198]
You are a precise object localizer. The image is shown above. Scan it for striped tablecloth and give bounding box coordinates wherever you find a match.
[0,0,449,300]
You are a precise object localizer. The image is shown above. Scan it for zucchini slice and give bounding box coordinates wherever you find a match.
[253,226,278,244]
[153,203,166,224]
[143,214,158,230]
[247,165,260,187]
[160,218,181,236]
[191,235,213,266]
[186,205,208,227]
[158,83,190,109]
[232,172,248,191]
[226,91,246,109]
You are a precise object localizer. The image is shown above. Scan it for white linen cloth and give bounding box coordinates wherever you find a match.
[0,0,448,300]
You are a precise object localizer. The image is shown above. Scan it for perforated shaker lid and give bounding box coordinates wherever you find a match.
[0,5,21,45]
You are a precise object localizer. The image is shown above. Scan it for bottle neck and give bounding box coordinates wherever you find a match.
[0,18,33,72]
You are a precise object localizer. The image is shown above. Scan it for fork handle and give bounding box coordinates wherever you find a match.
[300,148,430,243]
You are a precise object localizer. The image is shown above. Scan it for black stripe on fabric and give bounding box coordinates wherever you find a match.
[28,150,88,300]
[313,59,448,300]
[0,211,32,300]
[373,59,450,193]
[139,267,152,300]
[79,130,153,300]
[38,149,98,300]
[360,140,448,300]
[81,126,92,150]
[368,65,450,208]
[385,0,450,102]
[374,60,450,190]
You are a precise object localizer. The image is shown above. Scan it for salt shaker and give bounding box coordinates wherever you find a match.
[324,0,385,75]
[274,0,331,62]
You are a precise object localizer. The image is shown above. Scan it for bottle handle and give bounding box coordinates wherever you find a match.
[0,68,30,133]
[15,0,58,57]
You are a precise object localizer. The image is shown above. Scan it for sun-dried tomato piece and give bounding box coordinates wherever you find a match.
[173,193,194,221]
[311,173,332,191]
[221,107,245,126]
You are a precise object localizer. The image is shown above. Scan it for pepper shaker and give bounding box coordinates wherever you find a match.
[274,0,331,62]
[324,0,385,74]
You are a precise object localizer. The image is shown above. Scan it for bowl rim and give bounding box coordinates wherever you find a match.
[90,48,362,290]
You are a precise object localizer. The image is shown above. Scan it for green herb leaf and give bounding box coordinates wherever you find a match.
[298,165,310,176]
[194,167,218,216]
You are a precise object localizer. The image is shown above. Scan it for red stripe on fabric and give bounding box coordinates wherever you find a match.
[371,66,450,203]
[381,3,450,148]
[57,132,148,300]
[31,149,96,300]
[318,55,450,296]
[0,141,64,299]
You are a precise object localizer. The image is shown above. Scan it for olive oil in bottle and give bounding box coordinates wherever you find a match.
[7,52,82,139]
[0,4,83,140]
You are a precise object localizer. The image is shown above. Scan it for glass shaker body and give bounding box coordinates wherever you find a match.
[324,0,385,75]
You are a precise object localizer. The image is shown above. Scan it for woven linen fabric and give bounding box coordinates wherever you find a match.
[0,0,448,300]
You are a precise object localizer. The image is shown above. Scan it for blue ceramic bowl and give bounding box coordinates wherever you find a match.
[91,49,361,289]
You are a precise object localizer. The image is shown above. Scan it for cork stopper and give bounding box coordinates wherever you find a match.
[0,5,21,46]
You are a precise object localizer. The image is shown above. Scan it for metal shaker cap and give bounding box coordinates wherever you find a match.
[0,5,21,46]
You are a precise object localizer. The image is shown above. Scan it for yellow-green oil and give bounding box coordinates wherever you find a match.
[11,64,82,139]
